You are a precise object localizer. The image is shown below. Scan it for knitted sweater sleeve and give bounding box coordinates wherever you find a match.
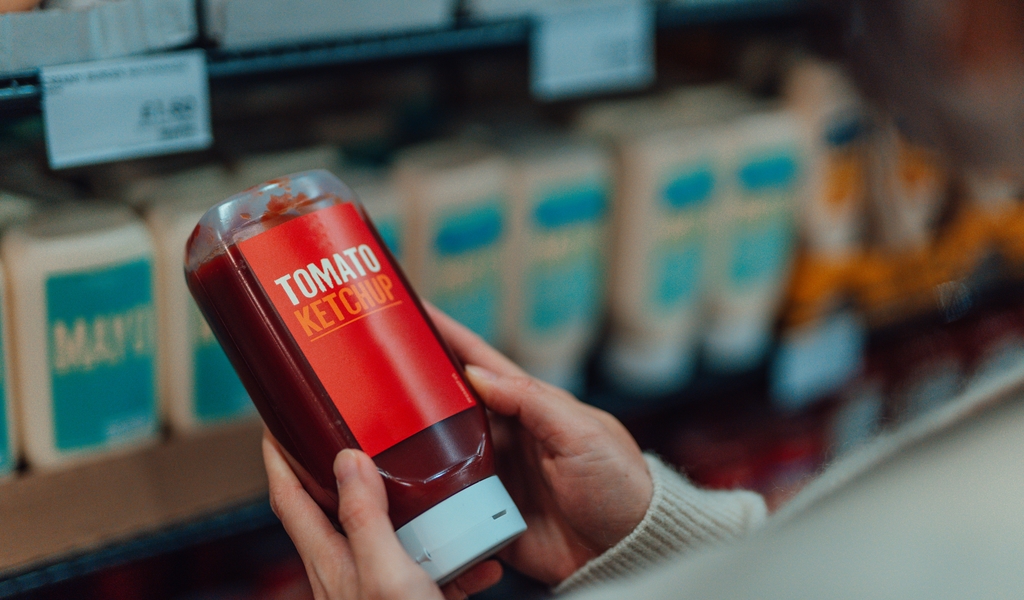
[553,453,768,595]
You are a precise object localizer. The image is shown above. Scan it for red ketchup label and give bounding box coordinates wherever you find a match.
[238,202,476,456]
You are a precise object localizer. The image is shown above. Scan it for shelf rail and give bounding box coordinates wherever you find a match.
[0,1,805,114]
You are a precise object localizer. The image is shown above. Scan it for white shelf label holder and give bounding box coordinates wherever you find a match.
[40,49,213,170]
[530,0,655,101]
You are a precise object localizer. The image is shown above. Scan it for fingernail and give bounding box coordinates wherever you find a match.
[334,448,359,484]
[465,364,498,383]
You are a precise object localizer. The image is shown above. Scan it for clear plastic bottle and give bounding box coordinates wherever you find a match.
[184,170,525,583]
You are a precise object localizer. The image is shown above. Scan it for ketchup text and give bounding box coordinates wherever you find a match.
[272,245,399,339]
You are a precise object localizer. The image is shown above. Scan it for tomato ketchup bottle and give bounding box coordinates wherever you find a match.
[184,170,525,583]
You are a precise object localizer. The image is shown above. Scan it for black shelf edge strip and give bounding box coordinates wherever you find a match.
[0,498,277,598]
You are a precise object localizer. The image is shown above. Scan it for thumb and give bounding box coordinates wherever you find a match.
[464,364,591,451]
[334,450,425,589]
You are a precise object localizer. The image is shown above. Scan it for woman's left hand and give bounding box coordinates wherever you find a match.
[262,431,504,600]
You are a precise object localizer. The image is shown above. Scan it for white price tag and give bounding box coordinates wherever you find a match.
[531,1,655,100]
[41,50,212,169]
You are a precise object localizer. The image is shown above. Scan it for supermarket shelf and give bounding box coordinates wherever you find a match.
[205,19,529,78]
[0,71,41,118]
[0,0,806,112]
[208,0,806,78]
[656,0,806,28]
[0,499,276,598]
[0,421,269,596]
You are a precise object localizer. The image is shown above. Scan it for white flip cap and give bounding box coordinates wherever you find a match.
[395,475,526,584]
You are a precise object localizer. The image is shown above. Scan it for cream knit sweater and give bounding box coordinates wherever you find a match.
[554,363,1024,597]
[554,453,768,595]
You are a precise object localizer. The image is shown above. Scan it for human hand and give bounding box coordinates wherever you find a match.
[426,305,654,586]
[263,431,503,600]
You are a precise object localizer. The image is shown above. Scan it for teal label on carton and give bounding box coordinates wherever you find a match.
[434,203,503,256]
[190,302,253,422]
[825,114,864,148]
[47,259,157,452]
[648,163,715,314]
[431,198,506,343]
[729,210,796,288]
[728,148,801,289]
[527,254,602,332]
[652,233,704,311]
[534,183,606,229]
[738,154,798,193]
[525,180,607,334]
[663,165,715,210]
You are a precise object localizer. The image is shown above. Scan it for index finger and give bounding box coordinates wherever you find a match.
[464,366,594,453]
[423,301,526,378]
[262,431,356,587]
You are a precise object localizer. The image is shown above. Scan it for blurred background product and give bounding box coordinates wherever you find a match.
[0,193,34,480]
[501,131,610,392]
[2,204,159,470]
[339,165,405,263]
[784,57,867,260]
[869,119,949,253]
[2,0,1024,598]
[201,0,454,51]
[590,89,731,394]
[0,0,196,73]
[145,194,256,434]
[0,245,12,480]
[703,108,803,372]
[396,140,510,346]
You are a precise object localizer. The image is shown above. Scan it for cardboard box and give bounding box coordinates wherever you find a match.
[0,0,197,74]
[0,421,266,576]
[204,0,456,51]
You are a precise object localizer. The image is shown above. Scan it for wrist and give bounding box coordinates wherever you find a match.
[553,454,768,595]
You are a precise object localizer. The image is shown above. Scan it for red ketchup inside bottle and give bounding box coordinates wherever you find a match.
[184,170,525,583]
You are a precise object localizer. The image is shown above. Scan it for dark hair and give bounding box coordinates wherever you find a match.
[835,0,1024,172]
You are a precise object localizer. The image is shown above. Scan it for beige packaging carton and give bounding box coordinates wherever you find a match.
[581,87,754,393]
[0,258,13,480]
[122,146,339,210]
[869,120,948,251]
[0,192,38,479]
[127,149,340,433]
[785,58,869,259]
[145,191,257,434]
[577,84,755,142]
[395,140,511,346]
[601,123,725,392]
[121,164,235,210]
[501,133,612,391]
[704,108,807,372]
[339,166,406,266]
[3,205,160,470]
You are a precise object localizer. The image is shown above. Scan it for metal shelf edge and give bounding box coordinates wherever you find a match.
[0,498,277,598]
[0,0,807,110]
